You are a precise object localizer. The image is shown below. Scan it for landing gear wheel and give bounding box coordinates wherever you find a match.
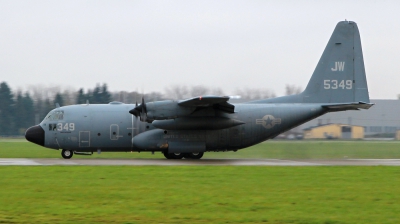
[183,152,204,159]
[163,151,184,159]
[163,151,173,159]
[61,149,73,159]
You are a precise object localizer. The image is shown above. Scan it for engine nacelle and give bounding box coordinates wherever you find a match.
[130,100,195,122]
[146,100,194,120]
[152,117,244,130]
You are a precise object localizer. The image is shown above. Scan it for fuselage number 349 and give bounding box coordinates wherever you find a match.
[324,80,352,89]
[57,123,75,132]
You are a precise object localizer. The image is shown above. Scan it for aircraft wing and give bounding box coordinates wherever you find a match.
[178,96,235,113]
[322,101,374,112]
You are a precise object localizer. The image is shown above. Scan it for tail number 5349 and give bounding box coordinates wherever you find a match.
[324,80,353,89]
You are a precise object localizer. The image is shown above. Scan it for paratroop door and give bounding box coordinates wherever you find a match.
[79,131,90,147]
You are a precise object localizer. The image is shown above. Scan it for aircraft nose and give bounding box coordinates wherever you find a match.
[25,125,45,146]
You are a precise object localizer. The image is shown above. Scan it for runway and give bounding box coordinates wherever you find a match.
[2,158,400,166]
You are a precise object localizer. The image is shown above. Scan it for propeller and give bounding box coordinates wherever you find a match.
[129,97,148,122]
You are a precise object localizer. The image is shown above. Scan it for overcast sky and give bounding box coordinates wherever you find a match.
[1,0,399,99]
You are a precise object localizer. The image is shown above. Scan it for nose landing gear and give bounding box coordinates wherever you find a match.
[61,149,73,159]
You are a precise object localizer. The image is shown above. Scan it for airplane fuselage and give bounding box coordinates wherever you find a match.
[38,102,326,153]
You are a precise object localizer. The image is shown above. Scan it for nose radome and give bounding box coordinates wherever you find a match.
[25,125,45,146]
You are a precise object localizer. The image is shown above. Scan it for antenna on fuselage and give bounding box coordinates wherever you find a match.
[86,100,89,105]
[55,103,60,108]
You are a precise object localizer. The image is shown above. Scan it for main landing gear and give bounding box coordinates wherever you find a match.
[61,149,73,159]
[163,151,204,160]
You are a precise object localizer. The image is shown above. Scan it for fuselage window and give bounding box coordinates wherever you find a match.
[48,123,58,131]
[45,110,65,132]
[46,111,64,121]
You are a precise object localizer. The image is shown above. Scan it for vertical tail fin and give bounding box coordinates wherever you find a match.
[302,21,370,103]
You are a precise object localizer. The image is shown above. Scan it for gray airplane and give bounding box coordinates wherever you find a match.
[25,21,373,159]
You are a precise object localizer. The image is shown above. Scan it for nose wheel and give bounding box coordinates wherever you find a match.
[61,149,73,159]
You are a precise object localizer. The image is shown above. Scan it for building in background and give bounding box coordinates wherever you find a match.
[303,124,364,139]
[298,100,400,138]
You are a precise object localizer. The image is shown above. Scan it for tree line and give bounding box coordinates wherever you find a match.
[0,82,115,136]
[0,81,301,136]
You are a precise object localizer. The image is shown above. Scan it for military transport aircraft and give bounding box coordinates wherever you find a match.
[25,21,373,159]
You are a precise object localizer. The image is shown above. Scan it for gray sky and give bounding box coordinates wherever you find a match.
[1,0,399,99]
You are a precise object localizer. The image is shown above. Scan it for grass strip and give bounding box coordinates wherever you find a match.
[0,166,400,223]
[2,141,400,159]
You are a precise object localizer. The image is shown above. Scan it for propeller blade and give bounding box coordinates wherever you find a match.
[141,97,147,113]
[140,97,147,122]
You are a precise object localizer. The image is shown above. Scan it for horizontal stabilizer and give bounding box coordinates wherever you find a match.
[322,101,374,112]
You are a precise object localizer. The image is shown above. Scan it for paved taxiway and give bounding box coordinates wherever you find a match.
[2,158,400,166]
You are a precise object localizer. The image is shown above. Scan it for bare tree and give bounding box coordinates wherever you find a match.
[209,87,225,96]
[234,88,276,100]
[145,92,164,102]
[25,84,76,103]
[164,85,226,100]
[190,85,210,97]
[112,91,141,104]
[61,89,77,106]
[164,85,189,100]
[285,84,302,96]
[112,91,165,104]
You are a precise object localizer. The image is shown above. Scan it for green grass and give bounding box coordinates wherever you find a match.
[1,166,400,223]
[2,140,400,159]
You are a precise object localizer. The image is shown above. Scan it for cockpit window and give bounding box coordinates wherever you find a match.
[46,110,64,120]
